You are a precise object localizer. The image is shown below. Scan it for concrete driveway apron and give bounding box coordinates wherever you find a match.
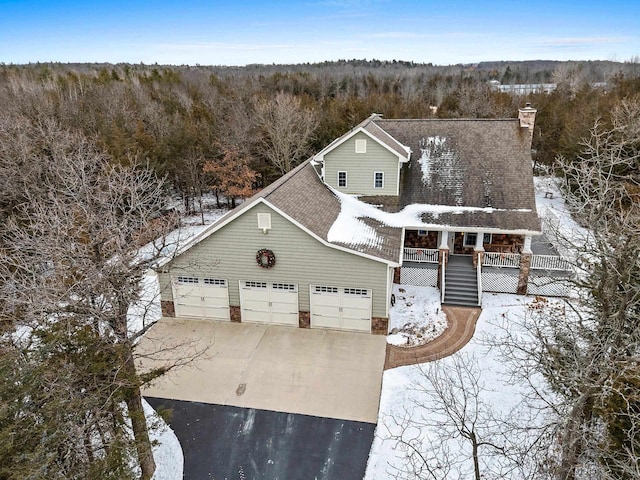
[136,318,387,423]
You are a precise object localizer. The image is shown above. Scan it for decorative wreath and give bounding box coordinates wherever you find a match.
[256,249,276,269]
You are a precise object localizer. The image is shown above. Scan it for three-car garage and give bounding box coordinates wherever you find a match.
[172,276,373,333]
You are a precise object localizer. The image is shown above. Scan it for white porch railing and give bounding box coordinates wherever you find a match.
[404,247,439,263]
[440,255,446,303]
[483,252,521,268]
[476,258,483,306]
[531,254,572,271]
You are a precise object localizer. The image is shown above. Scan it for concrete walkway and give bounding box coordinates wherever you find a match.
[136,319,387,423]
[384,306,481,369]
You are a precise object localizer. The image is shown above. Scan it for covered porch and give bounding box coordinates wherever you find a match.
[400,229,573,300]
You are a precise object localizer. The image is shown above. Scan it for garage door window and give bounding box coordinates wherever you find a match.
[344,288,369,296]
[177,276,199,284]
[272,283,297,291]
[204,278,226,286]
[244,281,267,289]
[314,286,338,294]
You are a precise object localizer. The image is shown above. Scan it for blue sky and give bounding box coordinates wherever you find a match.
[1,0,638,65]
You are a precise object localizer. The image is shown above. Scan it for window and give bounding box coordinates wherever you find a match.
[418,230,428,236]
[244,281,267,289]
[355,139,367,153]
[483,233,492,244]
[203,278,226,286]
[463,232,478,247]
[374,172,384,189]
[337,171,347,188]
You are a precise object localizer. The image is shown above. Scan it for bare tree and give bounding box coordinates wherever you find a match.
[0,116,189,479]
[381,353,531,480]
[489,99,640,480]
[253,91,318,175]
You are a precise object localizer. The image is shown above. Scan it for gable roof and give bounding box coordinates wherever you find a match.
[158,160,403,268]
[314,114,410,163]
[369,118,541,232]
[159,114,542,269]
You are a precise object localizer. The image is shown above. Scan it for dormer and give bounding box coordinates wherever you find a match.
[315,114,410,197]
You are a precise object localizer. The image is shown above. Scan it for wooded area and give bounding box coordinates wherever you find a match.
[1,60,639,213]
[0,59,638,479]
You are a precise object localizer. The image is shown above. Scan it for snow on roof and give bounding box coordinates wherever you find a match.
[327,188,534,247]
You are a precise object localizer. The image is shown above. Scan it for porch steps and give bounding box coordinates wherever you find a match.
[444,256,479,307]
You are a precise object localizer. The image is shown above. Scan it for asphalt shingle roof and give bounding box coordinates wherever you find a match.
[265,161,403,263]
[372,118,541,232]
[179,115,540,266]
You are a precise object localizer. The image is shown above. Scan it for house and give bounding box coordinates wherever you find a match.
[156,104,571,334]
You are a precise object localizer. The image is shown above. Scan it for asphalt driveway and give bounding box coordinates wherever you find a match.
[137,318,387,422]
[146,397,376,480]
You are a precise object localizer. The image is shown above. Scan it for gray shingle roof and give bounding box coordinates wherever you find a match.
[314,114,410,161]
[264,161,403,263]
[201,160,403,264]
[174,115,540,267]
[361,117,410,160]
[373,118,541,232]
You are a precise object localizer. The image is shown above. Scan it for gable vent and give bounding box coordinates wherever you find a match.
[355,139,367,154]
[257,213,271,233]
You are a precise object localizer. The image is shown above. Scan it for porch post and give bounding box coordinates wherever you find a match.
[517,235,533,295]
[437,231,449,289]
[438,231,449,250]
[473,231,485,268]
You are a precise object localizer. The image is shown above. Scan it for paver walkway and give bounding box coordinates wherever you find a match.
[384,305,481,369]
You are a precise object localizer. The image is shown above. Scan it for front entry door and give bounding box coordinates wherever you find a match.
[447,232,456,253]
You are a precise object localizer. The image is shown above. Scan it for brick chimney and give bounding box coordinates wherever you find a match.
[518,103,537,145]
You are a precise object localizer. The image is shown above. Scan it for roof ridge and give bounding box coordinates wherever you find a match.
[376,118,519,123]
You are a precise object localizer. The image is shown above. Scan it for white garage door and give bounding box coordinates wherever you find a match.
[173,276,230,321]
[310,285,372,332]
[239,281,299,326]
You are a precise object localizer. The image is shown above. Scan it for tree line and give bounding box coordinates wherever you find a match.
[0,60,638,479]
[1,60,639,215]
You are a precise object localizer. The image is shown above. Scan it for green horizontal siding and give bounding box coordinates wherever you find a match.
[158,202,390,317]
[324,132,399,196]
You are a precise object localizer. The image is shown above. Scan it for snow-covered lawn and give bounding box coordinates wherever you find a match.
[367,176,583,479]
[366,293,558,479]
[387,285,448,347]
[144,399,184,480]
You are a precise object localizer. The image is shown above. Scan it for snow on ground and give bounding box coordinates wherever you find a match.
[136,207,229,266]
[143,399,184,480]
[387,285,448,347]
[366,293,558,479]
[367,176,585,479]
[534,176,590,259]
[127,271,163,338]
